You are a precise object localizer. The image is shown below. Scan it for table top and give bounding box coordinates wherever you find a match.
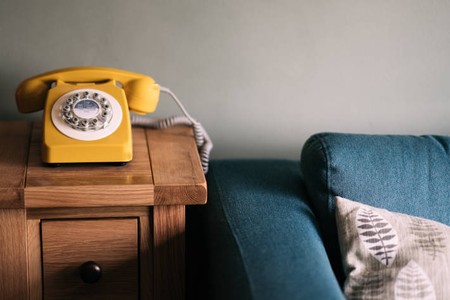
[0,121,206,209]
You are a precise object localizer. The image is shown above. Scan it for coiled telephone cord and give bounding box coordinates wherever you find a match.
[130,86,213,173]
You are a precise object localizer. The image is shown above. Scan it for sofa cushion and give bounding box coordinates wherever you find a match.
[336,196,450,299]
[188,160,345,300]
[300,133,450,283]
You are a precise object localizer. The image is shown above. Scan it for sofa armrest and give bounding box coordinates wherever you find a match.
[187,160,344,300]
[300,133,450,284]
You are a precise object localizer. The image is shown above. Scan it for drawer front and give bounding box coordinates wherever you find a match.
[41,218,139,300]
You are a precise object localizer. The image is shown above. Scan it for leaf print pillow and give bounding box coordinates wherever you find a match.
[335,196,450,300]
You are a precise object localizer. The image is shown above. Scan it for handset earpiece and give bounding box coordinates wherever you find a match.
[16,76,52,113]
[122,77,160,115]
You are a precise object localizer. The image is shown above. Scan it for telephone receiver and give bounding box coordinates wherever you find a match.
[15,66,161,164]
[16,66,160,115]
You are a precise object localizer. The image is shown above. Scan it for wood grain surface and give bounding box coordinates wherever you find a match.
[27,219,43,300]
[25,124,154,208]
[0,121,31,208]
[24,123,207,207]
[27,207,154,300]
[0,209,28,299]
[41,218,139,300]
[153,205,186,300]
[146,127,207,205]
[0,121,207,300]
[139,214,153,300]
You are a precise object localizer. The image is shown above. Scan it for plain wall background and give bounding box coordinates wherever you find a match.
[1,0,449,159]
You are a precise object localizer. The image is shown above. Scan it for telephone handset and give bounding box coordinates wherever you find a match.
[16,66,161,164]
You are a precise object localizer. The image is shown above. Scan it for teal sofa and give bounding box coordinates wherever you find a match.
[186,133,450,299]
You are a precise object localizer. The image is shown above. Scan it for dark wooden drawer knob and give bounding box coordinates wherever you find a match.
[79,261,102,284]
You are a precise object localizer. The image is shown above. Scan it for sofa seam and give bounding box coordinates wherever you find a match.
[314,134,334,217]
[208,166,256,299]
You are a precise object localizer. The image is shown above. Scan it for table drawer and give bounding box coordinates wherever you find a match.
[41,218,139,300]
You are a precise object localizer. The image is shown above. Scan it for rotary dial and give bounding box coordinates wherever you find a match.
[61,91,113,131]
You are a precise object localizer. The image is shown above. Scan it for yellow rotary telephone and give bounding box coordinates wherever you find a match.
[16,66,161,164]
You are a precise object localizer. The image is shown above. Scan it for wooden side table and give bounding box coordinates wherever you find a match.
[0,121,207,300]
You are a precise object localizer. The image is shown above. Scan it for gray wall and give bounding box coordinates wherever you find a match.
[1,0,449,159]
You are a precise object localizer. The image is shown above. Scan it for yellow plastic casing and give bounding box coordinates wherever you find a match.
[15,66,161,164]
[42,80,131,163]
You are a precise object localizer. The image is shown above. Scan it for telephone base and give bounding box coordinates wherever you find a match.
[41,126,133,165]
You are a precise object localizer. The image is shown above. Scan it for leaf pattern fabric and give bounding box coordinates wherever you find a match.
[335,196,450,300]
[356,207,398,266]
[345,273,384,300]
[394,260,436,300]
[410,219,446,260]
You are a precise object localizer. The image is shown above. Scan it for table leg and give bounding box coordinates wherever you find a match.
[0,209,28,299]
[153,205,185,300]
